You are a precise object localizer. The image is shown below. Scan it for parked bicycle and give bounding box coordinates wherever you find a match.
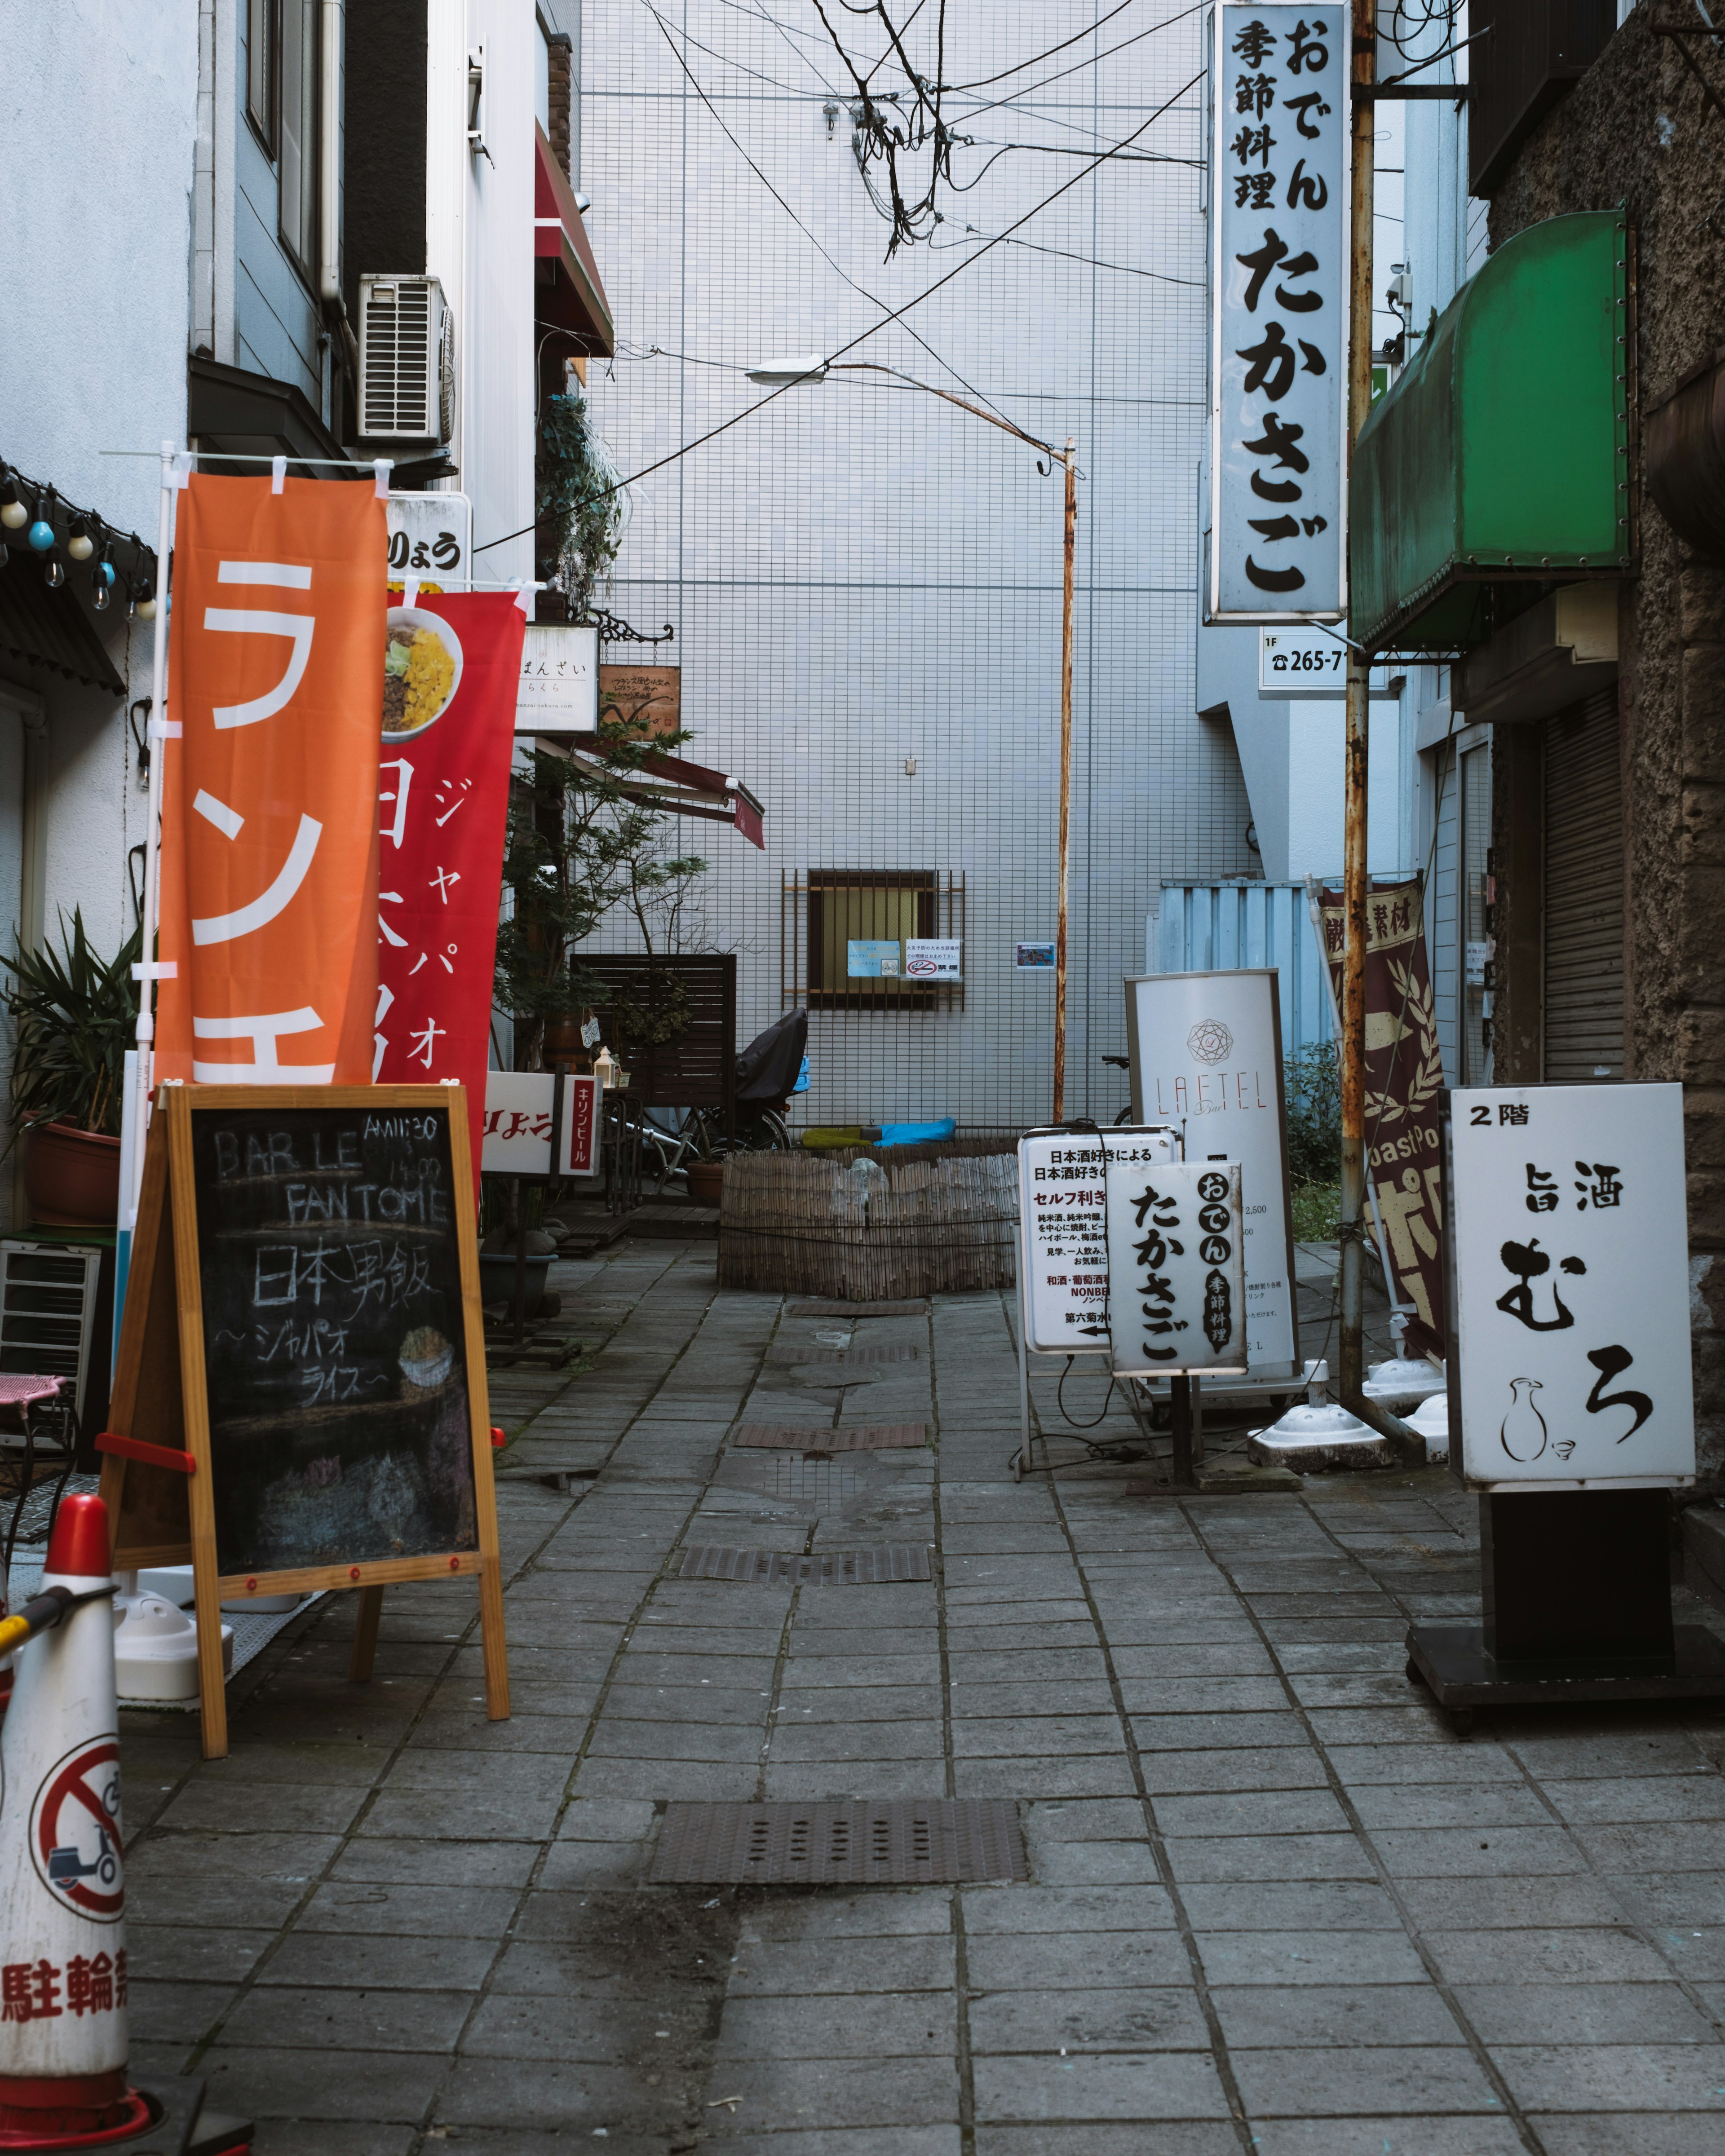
[632,1009,806,1195]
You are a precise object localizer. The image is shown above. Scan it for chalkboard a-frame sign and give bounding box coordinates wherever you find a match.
[97,1085,509,1759]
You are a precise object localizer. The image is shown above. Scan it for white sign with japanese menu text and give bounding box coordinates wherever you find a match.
[1209,5,1348,623]
[1446,1084,1695,1491]
[1017,1129,1179,1355]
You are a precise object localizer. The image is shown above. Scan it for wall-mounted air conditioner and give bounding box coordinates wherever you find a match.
[358,274,455,443]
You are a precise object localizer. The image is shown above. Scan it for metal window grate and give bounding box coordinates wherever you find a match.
[649,1799,1026,1884]
[732,1422,929,1450]
[0,1242,102,1431]
[677,1544,932,1583]
[783,870,966,1014]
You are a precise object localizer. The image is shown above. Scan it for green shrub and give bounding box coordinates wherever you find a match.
[1284,1038,1341,1186]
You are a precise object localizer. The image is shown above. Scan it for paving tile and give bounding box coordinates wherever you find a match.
[1166,1834,1377,1883]
[1452,1981,1716,2045]
[1493,2043,1725,2111]
[1193,1931,1430,1986]
[967,1986,1211,2054]
[966,1931,1194,1993]
[1240,2123,1526,2155]
[1139,1749,1329,1795]
[714,1992,956,2059]
[194,2046,446,2121]
[1210,1983,1464,2048]
[972,2052,1232,2122]
[1178,1881,1402,1930]
[1424,1929,1676,1985]
[258,1929,498,1991]
[221,1983,473,2050]
[1228,2044,1501,2115]
[727,1936,955,1997]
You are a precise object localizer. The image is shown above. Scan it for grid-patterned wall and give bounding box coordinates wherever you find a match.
[579,3,1255,1127]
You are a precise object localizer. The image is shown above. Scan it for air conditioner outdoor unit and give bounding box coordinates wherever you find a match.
[358,274,455,442]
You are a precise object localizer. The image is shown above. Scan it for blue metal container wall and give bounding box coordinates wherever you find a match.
[1151,883,1334,1057]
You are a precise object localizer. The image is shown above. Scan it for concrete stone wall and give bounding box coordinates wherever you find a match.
[1486,4,1725,1481]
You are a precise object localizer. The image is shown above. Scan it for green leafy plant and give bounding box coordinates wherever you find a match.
[536,391,627,619]
[492,725,708,1070]
[1284,1038,1342,1187]
[1,910,142,1149]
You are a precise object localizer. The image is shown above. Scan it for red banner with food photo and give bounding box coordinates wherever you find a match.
[374,590,529,1189]
[156,473,386,1085]
[1318,878,1447,1360]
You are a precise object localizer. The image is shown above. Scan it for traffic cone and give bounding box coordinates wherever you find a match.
[0,1493,148,2146]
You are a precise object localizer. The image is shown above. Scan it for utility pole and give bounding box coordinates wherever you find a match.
[1338,0,1420,1456]
[1053,437,1076,1125]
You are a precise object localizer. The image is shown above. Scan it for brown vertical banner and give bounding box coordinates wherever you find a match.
[1319,879,1446,1358]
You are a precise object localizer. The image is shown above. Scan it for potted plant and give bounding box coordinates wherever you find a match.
[2,911,139,1226]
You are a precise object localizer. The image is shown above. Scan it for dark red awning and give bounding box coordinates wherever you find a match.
[535,125,614,356]
[553,737,766,850]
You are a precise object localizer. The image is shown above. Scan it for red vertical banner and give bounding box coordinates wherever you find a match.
[1320,879,1447,1358]
[374,592,528,1188]
[157,475,386,1084]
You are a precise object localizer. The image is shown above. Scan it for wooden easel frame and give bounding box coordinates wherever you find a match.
[98,1084,509,1758]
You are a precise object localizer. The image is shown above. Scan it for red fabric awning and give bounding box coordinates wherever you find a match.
[535,124,614,356]
[553,736,766,850]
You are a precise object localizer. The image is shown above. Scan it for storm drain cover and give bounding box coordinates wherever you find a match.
[677,1544,932,1583]
[650,1799,1026,1885]
[788,1299,929,1318]
[766,1344,920,1365]
[733,1423,929,1451]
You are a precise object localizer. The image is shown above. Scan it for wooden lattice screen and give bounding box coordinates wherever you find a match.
[582,953,737,1126]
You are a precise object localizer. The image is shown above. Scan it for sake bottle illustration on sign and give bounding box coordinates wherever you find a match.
[1500,1377,1548,1463]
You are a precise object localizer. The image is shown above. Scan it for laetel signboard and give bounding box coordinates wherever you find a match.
[1208,6,1348,623]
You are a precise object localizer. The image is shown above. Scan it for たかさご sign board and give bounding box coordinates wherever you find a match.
[1444,1083,1695,1492]
[1105,1160,1247,1378]
[96,1084,509,1759]
[1017,1128,1180,1356]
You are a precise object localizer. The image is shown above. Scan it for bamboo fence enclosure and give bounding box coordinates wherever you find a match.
[718,1140,1019,1299]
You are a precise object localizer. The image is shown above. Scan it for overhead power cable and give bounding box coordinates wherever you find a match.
[474,62,1206,555]
[642,0,1016,424]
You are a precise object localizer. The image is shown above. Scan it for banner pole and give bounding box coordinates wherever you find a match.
[131,442,177,1223]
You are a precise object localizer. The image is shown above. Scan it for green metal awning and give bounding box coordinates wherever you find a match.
[1349,211,1631,655]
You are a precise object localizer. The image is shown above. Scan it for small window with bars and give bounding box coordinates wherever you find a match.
[783,870,965,1012]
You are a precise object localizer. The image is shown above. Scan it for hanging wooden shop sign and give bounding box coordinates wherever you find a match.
[96,1084,509,1759]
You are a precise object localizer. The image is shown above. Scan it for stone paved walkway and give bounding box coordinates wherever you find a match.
[121,1237,1725,2154]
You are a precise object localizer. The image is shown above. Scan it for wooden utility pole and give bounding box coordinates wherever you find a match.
[1053,437,1076,1124]
[1337,0,1377,1405]
[1336,0,1420,1457]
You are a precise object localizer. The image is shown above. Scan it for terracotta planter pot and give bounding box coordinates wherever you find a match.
[25,1120,122,1227]
[685,1161,725,1207]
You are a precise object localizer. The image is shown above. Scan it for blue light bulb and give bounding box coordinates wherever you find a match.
[27,518,55,552]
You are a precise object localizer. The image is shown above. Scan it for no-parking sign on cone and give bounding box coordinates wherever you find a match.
[0,1495,144,2145]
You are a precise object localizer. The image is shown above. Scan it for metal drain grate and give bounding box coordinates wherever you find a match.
[678,1545,933,1583]
[649,1799,1026,1884]
[766,1344,920,1365]
[787,1300,929,1318]
[732,1423,928,1451]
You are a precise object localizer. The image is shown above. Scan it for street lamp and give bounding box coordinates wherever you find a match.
[747,354,1079,1122]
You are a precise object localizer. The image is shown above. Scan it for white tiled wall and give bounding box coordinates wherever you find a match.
[578,3,1256,1127]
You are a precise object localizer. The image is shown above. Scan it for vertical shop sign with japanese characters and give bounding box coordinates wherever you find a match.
[1209,7,1348,621]
[1124,970,1300,1374]
[157,474,387,1087]
[1319,879,1447,1358]
[1017,1131,1178,1354]
[375,592,529,1190]
[1446,1085,1695,1490]
[1105,1161,1248,1378]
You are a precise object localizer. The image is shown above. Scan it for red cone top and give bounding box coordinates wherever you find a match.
[44,1493,111,1580]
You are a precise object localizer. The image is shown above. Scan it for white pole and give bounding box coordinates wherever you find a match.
[130,442,177,1223]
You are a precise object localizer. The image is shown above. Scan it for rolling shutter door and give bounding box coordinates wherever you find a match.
[1542,686,1623,1082]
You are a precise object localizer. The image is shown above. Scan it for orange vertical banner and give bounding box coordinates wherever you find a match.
[156,474,386,1084]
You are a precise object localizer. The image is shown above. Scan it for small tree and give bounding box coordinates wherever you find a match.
[492,726,708,1070]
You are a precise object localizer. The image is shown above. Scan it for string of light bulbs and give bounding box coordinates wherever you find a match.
[0,465,158,617]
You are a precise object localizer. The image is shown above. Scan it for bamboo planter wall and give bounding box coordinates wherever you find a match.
[718,1140,1019,1298]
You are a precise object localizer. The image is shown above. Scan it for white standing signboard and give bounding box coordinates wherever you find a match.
[1124,969,1300,1375]
[1208,5,1348,623]
[1017,1129,1178,1355]
[1106,1160,1247,1378]
[1446,1084,1695,1491]
[481,1073,557,1179]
